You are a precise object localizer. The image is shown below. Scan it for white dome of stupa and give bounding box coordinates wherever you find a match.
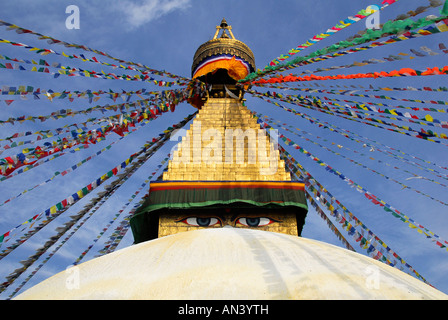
[15,228,447,300]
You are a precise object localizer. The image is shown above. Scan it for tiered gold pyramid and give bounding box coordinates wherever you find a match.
[163,97,291,181]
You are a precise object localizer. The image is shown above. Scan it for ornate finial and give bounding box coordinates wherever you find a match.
[213,18,235,40]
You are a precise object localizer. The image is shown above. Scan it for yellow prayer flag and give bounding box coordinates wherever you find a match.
[436,21,448,32]
[389,109,398,115]
[417,30,432,36]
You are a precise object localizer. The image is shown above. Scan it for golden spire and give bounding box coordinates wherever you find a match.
[213,18,235,39]
[130,18,308,243]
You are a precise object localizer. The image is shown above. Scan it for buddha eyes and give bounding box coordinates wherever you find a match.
[181,217,221,227]
[236,217,274,227]
[177,217,276,227]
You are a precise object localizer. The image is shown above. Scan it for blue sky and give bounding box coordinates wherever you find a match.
[0,0,447,298]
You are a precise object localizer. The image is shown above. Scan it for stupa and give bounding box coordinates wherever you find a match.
[15,19,448,300]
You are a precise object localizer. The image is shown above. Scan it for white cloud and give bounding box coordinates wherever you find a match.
[116,0,191,29]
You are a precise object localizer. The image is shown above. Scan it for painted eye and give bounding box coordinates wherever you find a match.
[180,217,220,227]
[236,217,275,227]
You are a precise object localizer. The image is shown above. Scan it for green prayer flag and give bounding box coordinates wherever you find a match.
[441,0,448,15]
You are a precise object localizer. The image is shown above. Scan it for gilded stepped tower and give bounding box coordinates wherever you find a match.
[164,99,290,182]
[130,19,308,243]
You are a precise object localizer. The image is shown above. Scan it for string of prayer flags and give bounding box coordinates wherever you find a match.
[293,82,448,94]
[343,0,445,39]
[261,113,448,205]
[0,112,196,266]
[99,176,163,254]
[261,113,448,189]
[0,148,142,261]
[266,22,448,80]
[285,90,448,131]
[253,86,448,130]
[249,92,448,180]
[0,94,191,180]
[0,97,146,125]
[0,85,200,151]
[241,13,448,83]
[279,131,448,205]
[0,86,192,126]
[270,80,448,97]
[94,158,173,258]
[248,89,448,145]
[0,20,190,82]
[255,90,448,147]
[278,144,430,284]
[74,155,171,265]
[255,115,448,252]
[0,145,113,207]
[6,148,174,297]
[0,104,158,176]
[262,43,448,83]
[0,82,204,180]
[5,149,155,296]
[0,50,186,86]
[304,190,356,252]
[266,1,398,68]
[0,116,119,153]
[325,99,448,131]
[0,111,164,207]
[258,83,448,110]
[252,66,448,85]
[0,86,182,104]
[1,112,193,295]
